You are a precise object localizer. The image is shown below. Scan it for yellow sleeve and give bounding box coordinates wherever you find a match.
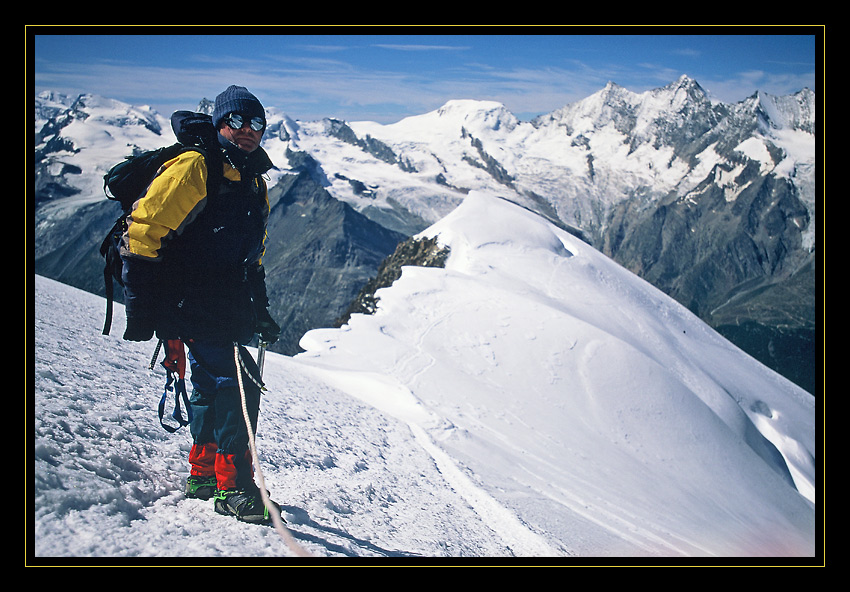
[122,151,209,260]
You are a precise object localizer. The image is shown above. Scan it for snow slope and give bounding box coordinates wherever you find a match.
[33,276,519,559]
[32,192,816,560]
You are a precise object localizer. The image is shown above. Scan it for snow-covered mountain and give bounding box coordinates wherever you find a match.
[32,77,818,393]
[32,191,816,559]
[295,77,814,242]
[314,78,817,393]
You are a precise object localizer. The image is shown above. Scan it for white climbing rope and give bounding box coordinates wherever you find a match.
[234,343,312,557]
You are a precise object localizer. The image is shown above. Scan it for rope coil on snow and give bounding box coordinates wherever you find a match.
[233,343,312,557]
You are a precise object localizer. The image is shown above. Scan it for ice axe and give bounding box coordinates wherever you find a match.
[257,340,269,379]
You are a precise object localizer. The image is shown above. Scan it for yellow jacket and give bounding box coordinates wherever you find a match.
[122,150,268,262]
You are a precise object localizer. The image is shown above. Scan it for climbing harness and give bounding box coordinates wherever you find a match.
[157,339,192,433]
[233,342,311,557]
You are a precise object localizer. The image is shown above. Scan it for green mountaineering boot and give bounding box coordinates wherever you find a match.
[214,487,281,524]
[185,475,217,500]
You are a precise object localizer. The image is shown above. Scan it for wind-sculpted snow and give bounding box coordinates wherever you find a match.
[298,192,817,558]
[32,190,816,560]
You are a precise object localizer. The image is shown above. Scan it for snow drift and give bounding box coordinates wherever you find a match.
[32,191,816,560]
[297,192,817,557]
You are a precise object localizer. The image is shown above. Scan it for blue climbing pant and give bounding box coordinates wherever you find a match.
[185,340,263,491]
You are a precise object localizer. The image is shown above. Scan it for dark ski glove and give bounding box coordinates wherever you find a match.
[122,257,171,342]
[123,314,178,342]
[123,315,156,342]
[255,308,281,344]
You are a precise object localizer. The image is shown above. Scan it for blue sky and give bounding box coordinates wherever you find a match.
[31,29,820,124]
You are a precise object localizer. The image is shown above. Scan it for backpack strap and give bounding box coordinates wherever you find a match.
[100,141,222,337]
[100,214,128,335]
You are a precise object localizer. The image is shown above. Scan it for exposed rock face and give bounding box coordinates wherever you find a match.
[260,171,406,355]
[601,163,815,393]
[336,235,451,326]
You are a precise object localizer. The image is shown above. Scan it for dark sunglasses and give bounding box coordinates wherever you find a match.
[225,112,265,132]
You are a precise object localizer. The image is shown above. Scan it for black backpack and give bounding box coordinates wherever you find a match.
[99,111,223,335]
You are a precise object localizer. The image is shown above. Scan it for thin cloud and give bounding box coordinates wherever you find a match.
[671,48,702,59]
[32,33,817,125]
[372,44,471,51]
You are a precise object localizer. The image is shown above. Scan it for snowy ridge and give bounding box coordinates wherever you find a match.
[34,191,816,559]
[297,192,816,557]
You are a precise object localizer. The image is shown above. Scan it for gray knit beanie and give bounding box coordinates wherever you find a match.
[211,85,266,129]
